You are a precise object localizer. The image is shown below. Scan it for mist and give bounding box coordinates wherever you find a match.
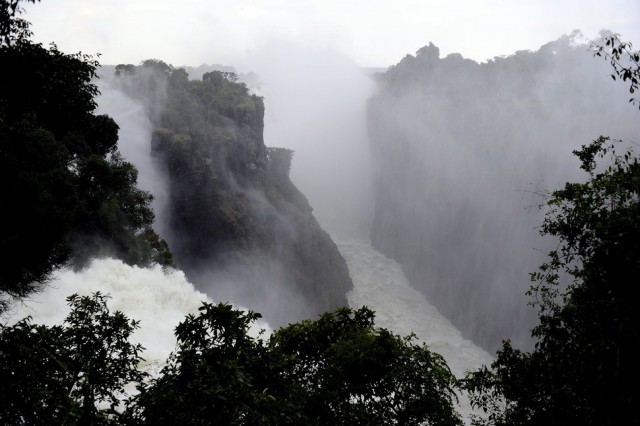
[94,59,354,328]
[5,258,272,368]
[88,53,496,420]
[95,79,170,240]
[367,34,640,351]
[5,0,640,421]
[91,33,639,355]
[236,41,376,239]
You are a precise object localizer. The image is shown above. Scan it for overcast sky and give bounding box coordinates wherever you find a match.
[23,0,640,68]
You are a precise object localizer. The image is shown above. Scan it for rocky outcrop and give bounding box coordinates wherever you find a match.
[116,63,352,325]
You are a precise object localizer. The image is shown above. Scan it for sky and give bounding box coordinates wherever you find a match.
[22,0,640,68]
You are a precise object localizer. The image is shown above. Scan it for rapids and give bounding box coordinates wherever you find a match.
[3,259,271,369]
[4,242,492,421]
[338,239,493,421]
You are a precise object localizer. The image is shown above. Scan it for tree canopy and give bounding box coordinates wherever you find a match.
[269,307,462,426]
[0,0,171,312]
[135,304,462,425]
[2,299,463,425]
[0,293,145,424]
[593,34,640,109]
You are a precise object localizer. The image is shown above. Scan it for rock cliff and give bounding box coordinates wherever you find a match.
[115,62,352,324]
[367,35,640,351]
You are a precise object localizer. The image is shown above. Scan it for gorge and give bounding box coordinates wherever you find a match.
[2,8,639,420]
[8,32,639,372]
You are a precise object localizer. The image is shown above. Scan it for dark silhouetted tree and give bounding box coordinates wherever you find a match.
[0,293,146,424]
[0,0,172,312]
[463,36,640,425]
[134,304,462,425]
[271,307,463,426]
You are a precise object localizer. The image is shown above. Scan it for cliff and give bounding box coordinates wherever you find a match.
[367,35,640,351]
[115,62,352,325]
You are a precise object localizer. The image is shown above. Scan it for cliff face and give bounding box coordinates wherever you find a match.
[115,62,352,324]
[367,36,640,351]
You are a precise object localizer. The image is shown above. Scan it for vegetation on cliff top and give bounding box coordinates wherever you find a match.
[113,59,352,325]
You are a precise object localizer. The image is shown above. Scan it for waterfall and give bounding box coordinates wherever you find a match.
[3,259,271,370]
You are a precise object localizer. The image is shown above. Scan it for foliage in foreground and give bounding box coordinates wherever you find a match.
[0,0,173,313]
[270,308,461,425]
[1,299,462,425]
[463,139,640,425]
[0,293,145,425]
[134,304,463,425]
[461,34,640,426]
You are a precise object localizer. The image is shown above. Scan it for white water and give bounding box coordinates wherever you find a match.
[339,239,493,421]
[3,259,271,369]
[95,84,171,240]
[341,239,493,375]
[4,241,490,421]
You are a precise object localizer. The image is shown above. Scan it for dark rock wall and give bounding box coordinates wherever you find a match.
[117,65,352,325]
[367,36,640,351]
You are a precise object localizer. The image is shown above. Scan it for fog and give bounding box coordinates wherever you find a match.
[92,33,639,354]
[95,57,356,327]
[235,41,376,238]
[232,36,639,351]
[367,34,640,350]
[22,0,640,69]
[95,84,170,240]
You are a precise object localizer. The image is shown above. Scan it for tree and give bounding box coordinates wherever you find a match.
[463,36,640,426]
[464,136,640,425]
[0,0,172,312]
[0,293,146,424]
[271,307,463,426]
[0,0,38,46]
[133,304,463,425]
[132,303,293,425]
[592,33,640,108]
[2,299,463,424]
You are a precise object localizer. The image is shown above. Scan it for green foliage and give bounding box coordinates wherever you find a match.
[0,2,173,311]
[0,320,73,424]
[133,303,293,425]
[203,70,239,85]
[132,304,462,425]
[0,293,146,424]
[69,152,170,268]
[463,137,640,425]
[115,63,136,77]
[2,298,462,425]
[271,307,463,426]
[0,0,38,46]
[593,34,640,108]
